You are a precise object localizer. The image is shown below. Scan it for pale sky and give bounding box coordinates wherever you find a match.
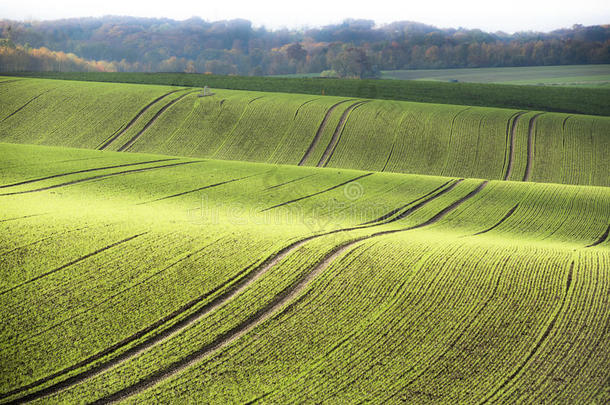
[1,0,608,33]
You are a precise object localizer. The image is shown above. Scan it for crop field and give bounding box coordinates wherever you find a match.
[381,64,610,87]
[1,78,609,187]
[0,75,609,403]
[8,72,610,116]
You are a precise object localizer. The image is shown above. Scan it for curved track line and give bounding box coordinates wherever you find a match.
[0,159,176,189]
[0,226,90,258]
[0,79,22,85]
[0,161,201,196]
[403,181,488,230]
[117,90,200,152]
[503,113,526,180]
[95,181,489,404]
[0,213,47,223]
[1,90,52,122]
[261,173,373,212]
[210,95,265,158]
[380,110,410,173]
[298,100,354,166]
[140,172,266,204]
[473,203,520,235]
[481,261,574,404]
[248,96,265,105]
[97,89,184,150]
[586,224,610,248]
[294,98,320,119]
[0,233,146,297]
[361,180,456,225]
[383,180,464,225]
[500,112,522,177]
[263,174,318,191]
[318,101,369,167]
[381,142,396,172]
[523,113,544,182]
[440,106,472,176]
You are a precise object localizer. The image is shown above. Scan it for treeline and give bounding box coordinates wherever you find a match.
[0,40,116,72]
[1,17,609,77]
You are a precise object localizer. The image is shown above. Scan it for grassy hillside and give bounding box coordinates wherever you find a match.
[1,77,609,187]
[7,71,610,116]
[0,142,608,403]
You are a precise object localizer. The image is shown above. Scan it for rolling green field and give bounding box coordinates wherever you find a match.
[7,71,610,116]
[381,64,610,87]
[0,75,609,403]
[1,77,609,187]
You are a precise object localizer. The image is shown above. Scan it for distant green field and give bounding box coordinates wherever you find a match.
[2,77,609,186]
[381,64,610,87]
[7,70,610,116]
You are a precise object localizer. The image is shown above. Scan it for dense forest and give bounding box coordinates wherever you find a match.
[1,17,609,77]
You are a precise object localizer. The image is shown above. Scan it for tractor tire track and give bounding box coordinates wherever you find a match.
[382,180,464,225]
[248,96,265,105]
[1,90,52,122]
[481,261,574,404]
[0,233,146,298]
[0,226,90,258]
[381,142,396,172]
[0,161,201,196]
[5,176,469,404]
[298,99,354,166]
[0,156,107,172]
[500,111,520,177]
[407,181,488,230]
[263,174,318,191]
[0,79,22,86]
[362,180,456,225]
[140,171,266,204]
[97,89,184,150]
[94,181,488,404]
[117,90,200,152]
[523,113,544,182]
[503,112,526,180]
[261,173,373,212]
[473,203,520,235]
[586,223,610,248]
[382,111,411,172]
[294,98,320,119]
[0,159,177,189]
[210,95,264,158]
[317,101,369,167]
[560,115,572,152]
[0,213,47,223]
[440,106,472,176]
